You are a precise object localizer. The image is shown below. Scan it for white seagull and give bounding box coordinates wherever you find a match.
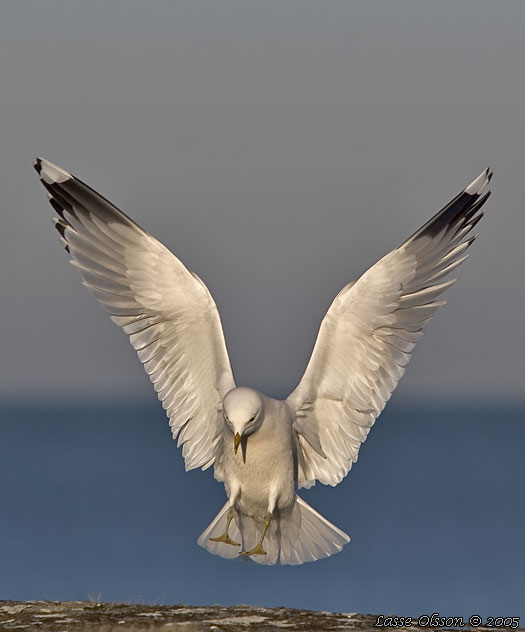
[34,158,491,565]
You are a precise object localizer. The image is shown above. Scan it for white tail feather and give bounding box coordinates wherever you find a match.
[197,496,349,565]
[197,501,242,560]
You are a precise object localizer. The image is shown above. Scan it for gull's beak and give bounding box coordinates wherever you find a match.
[234,432,242,454]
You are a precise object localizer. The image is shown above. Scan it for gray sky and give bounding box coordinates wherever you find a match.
[1,0,523,403]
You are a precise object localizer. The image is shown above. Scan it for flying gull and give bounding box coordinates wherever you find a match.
[34,158,491,565]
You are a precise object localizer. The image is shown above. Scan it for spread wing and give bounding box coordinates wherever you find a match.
[288,169,492,488]
[34,157,235,471]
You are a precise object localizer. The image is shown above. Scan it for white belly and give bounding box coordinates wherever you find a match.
[221,400,295,518]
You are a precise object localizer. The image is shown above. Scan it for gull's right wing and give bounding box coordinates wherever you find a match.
[35,158,236,471]
[288,169,492,488]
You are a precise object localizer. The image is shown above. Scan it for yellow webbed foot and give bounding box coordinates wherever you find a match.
[209,533,240,547]
[239,542,267,557]
[209,506,240,546]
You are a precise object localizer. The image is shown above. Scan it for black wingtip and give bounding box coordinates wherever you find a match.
[34,157,43,175]
[467,210,485,232]
[48,195,66,218]
[402,168,492,247]
[54,219,67,239]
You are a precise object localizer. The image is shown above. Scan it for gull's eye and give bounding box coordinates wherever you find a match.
[249,414,256,422]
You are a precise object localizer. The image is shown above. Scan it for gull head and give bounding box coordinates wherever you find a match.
[223,387,264,456]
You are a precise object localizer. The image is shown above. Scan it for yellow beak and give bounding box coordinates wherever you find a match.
[234,432,242,454]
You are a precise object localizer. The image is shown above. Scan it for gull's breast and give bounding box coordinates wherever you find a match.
[223,401,295,514]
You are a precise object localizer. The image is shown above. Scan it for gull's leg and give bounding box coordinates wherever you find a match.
[239,512,272,556]
[239,489,277,557]
[210,483,240,547]
[209,507,240,547]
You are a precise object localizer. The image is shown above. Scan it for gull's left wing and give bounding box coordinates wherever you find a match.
[288,169,492,489]
[34,158,236,471]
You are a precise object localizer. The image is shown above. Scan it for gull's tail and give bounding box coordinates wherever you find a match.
[197,495,349,565]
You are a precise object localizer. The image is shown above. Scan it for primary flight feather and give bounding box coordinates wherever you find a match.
[34,158,491,564]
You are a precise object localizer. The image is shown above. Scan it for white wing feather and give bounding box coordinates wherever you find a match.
[35,158,235,471]
[288,169,492,488]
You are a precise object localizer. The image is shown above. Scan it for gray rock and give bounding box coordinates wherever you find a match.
[0,601,516,632]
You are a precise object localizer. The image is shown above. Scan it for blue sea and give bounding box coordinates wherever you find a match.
[1,401,523,620]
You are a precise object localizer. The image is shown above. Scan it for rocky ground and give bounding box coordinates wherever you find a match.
[0,602,514,632]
